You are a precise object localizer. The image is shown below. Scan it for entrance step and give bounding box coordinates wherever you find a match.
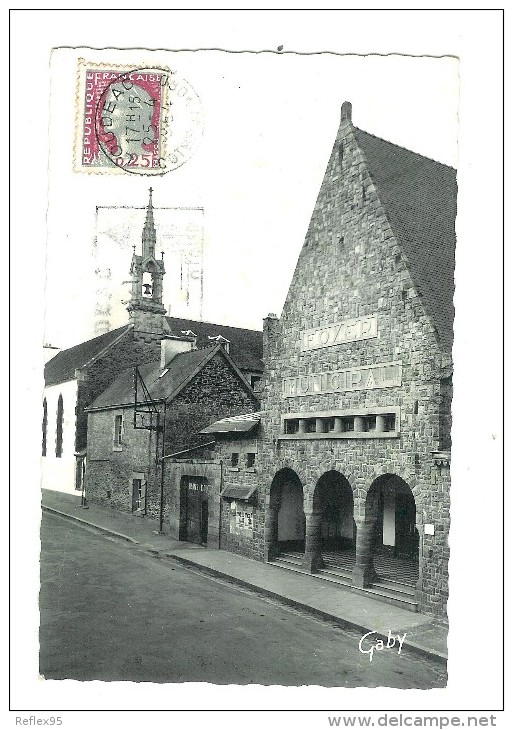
[270,556,419,612]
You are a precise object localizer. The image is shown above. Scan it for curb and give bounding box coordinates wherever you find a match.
[43,505,447,666]
[164,553,448,666]
[42,505,140,545]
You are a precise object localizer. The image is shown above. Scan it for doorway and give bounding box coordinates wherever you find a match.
[181,476,209,545]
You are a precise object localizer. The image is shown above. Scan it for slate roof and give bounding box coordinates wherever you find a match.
[44,317,263,387]
[353,128,457,352]
[44,326,131,387]
[166,316,263,373]
[88,345,254,410]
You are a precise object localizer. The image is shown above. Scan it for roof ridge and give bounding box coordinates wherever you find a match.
[354,126,456,171]
[166,315,262,335]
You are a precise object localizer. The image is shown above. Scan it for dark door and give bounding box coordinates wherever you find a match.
[395,492,417,560]
[184,477,209,545]
[186,487,202,544]
[200,500,209,545]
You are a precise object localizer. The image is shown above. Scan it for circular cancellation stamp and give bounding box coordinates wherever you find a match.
[74,61,203,175]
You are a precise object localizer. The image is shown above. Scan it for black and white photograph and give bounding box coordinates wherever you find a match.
[10,8,504,727]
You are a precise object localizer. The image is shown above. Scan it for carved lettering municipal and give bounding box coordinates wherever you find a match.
[282,361,402,398]
[301,315,377,351]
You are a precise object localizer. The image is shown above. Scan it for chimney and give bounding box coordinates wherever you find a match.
[340,100,352,124]
[160,335,195,369]
[208,334,230,354]
[263,313,279,361]
[180,330,198,349]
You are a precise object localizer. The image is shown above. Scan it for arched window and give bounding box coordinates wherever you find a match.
[42,398,47,457]
[55,394,63,458]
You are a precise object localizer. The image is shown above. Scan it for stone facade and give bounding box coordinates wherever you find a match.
[253,103,454,618]
[217,434,264,561]
[75,328,164,453]
[164,355,258,455]
[178,104,455,620]
[85,349,259,521]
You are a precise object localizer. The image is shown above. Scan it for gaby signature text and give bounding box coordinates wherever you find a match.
[358,630,407,662]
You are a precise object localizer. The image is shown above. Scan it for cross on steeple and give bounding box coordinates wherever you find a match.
[142,187,156,259]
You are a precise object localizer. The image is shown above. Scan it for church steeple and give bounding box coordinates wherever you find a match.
[126,189,169,334]
[142,187,156,259]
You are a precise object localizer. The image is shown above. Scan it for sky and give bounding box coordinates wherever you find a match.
[45,49,459,348]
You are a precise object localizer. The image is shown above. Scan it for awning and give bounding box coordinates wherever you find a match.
[221,485,256,500]
[200,412,261,435]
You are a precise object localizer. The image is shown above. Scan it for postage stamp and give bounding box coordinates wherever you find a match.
[74,60,203,175]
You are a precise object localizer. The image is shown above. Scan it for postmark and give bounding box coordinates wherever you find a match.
[74,61,203,175]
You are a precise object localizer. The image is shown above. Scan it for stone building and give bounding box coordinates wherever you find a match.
[170,102,455,619]
[165,412,262,553]
[84,339,259,534]
[42,190,263,494]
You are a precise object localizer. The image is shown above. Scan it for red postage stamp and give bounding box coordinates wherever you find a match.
[75,61,203,175]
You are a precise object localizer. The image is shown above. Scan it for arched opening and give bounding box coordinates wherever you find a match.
[55,394,63,458]
[365,474,419,585]
[42,398,47,457]
[313,470,355,553]
[266,468,305,560]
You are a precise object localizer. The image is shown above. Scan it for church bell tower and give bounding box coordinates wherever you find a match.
[127,189,170,334]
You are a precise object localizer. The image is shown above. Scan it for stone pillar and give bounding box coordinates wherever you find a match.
[302,509,324,572]
[315,418,325,434]
[263,492,281,562]
[333,417,343,433]
[376,414,386,433]
[352,517,377,587]
[354,416,364,433]
[298,419,307,434]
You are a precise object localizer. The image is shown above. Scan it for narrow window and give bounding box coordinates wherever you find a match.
[362,415,376,432]
[250,375,261,389]
[42,398,47,457]
[305,419,316,433]
[55,394,63,458]
[231,453,239,468]
[246,453,256,469]
[383,414,396,432]
[284,419,299,434]
[341,417,354,432]
[114,414,123,448]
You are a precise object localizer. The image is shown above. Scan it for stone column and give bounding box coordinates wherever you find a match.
[315,418,326,433]
[263,492,281,562]
[376,414,386,433]
[352,517,377,587]
[333,417,343,434]
[354,416,364,433]
[298,419,307,434]
[302,508,324,572]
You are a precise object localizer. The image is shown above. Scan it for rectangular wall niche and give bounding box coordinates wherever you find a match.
[280,407,400,440]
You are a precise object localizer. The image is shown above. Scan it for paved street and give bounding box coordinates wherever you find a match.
[40,512,447,687]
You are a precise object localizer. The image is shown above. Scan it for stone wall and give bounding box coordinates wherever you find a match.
[85,350,259,522]
[164,351,258,455]
[75,328,163,452]
[216,435,265,560]
[256,109,452,618]
[86,406,160,516]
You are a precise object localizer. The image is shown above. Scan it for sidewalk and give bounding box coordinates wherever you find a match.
[41,489,448,664]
